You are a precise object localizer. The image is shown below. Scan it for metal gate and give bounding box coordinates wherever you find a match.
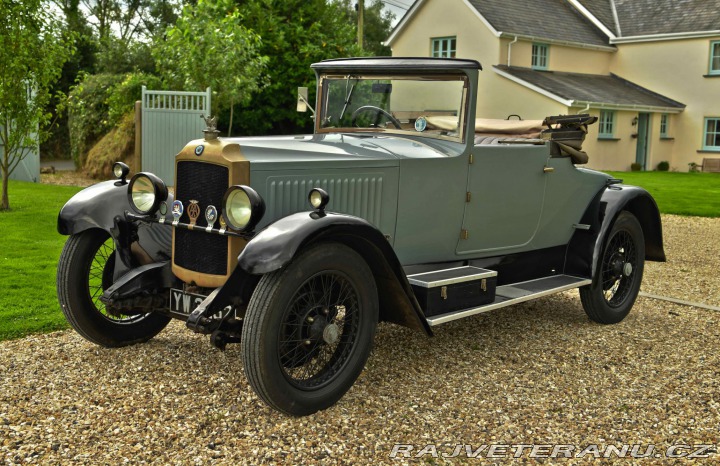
[141,86,211,185]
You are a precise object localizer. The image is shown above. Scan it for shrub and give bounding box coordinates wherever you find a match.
[107,72,163,127]
[84,112,135,179]
[657,161,670,171]
[630,162,642,172]
[68,73,125,167]
[68,72,163,168]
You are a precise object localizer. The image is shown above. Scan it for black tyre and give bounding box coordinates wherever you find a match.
[242,242,378,416]
[580,211,645,324]
[57,229,170,347]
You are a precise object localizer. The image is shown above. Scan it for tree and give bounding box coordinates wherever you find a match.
[45,0,98,161]
[338,0,395,56]
[152,0,267,136]
[0,0,73,210]
[229,0,365,136]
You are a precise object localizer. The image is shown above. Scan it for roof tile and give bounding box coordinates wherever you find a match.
[494,65,686,109]
[468,0,610,46]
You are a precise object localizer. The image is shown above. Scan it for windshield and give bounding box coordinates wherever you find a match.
[317,74,468,142]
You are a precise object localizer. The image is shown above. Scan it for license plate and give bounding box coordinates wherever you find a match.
[169,289,233,318]
[169,288,207,315]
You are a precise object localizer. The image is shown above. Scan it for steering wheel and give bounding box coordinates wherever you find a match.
[350,106,402,129]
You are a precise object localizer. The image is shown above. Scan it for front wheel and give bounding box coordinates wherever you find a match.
[57,229,170,347]
[580,211,645,324]
[242,242,378,416]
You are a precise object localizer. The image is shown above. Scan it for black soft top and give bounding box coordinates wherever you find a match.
[311,57,482,74]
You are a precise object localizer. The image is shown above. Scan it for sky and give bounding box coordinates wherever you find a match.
[379,0,413,26]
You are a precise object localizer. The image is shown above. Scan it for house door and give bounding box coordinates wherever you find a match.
[635,113,650,170]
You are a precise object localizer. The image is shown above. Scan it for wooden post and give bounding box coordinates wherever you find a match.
[357,0,364,50]
[134,100,142,172]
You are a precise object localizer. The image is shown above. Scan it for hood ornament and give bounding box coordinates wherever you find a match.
[200,114,220,141]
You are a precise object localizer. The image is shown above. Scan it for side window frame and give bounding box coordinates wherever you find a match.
[709,41,720,75]
[531,43,549,70]
[431,37,457,58]
[703,117,720,150]
[598,110,616,139]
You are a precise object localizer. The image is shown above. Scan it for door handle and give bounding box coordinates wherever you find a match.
[543,166,555,173]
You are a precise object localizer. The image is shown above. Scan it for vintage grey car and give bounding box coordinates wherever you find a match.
[57,57,665,416]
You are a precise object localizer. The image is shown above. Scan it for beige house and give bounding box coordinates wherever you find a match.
[386,0,720,171]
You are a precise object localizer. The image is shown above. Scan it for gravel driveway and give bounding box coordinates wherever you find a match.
[2,215,719,465]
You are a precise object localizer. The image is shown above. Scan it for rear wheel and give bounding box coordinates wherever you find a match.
[580,211,645,324]
[242,243,378,416]
[57,229,170,347]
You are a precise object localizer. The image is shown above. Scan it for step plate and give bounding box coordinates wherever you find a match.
[425,275,591,326]
[407,266,497,288]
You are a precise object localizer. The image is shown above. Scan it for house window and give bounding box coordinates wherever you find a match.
[710,41,720,75]
[598,110,616,138]
[431,37,456,58]
[704,118,720,150]
[660,114,669,137]
[532,43,549,70]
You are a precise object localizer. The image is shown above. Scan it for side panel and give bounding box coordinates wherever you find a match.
[457,144,548,255]
[251,167,400,241]
[392,155,469,264]
[532,160,609,250]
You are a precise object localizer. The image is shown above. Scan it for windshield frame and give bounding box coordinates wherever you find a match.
[315,73,470,144]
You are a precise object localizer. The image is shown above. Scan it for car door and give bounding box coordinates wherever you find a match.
[456,144,549,256]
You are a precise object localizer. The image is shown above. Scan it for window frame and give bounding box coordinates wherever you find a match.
[531,43,549,70]
[598,110,616,139]
[703,117,720,151]
[709,41,720,75]
[431,36,457,58]
[660,114,669,138]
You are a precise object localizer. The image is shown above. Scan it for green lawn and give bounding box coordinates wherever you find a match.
[0,180,83,341]
[607,171,720,218]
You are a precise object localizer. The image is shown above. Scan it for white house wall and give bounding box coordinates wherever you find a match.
[610,37,720,171]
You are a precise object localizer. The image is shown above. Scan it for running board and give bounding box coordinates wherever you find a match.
[425,275,591,326]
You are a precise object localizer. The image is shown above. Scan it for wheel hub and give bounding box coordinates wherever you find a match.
[322,323,340,345]
[623,262,633,277]
[307,314,327,340]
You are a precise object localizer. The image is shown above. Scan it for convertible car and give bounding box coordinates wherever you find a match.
[57,57,665,416]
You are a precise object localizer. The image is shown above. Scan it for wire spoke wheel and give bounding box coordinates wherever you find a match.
[57,229,170,347]
[580,211,645,324]
[278,271,360,389]
[600,231,637,307]
[87,237,145,323]
[242,243,378,416]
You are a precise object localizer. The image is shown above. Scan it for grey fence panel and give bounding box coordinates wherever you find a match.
[1,137,39,184]
[141,86,211,185]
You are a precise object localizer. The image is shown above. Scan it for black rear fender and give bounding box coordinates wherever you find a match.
[238,212,432,335]
[566,185,665,279]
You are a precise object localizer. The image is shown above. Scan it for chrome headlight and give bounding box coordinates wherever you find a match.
[127,172,168,215]
[222,185,265,232]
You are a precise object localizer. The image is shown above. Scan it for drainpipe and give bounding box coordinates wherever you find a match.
[507,36,518,66]
[577,102,591,115]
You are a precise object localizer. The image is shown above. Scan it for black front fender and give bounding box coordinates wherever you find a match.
[238,211,432,335]
[57,180,130,236]
[57,179,173,277]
